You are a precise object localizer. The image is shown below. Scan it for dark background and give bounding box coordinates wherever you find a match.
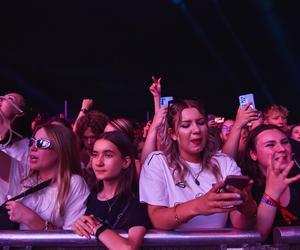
[1,0,300,123]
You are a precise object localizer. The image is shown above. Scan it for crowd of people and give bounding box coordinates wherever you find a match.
[1,78,300,248]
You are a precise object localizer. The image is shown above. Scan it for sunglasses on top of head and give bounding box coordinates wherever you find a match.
[28,138,51,149]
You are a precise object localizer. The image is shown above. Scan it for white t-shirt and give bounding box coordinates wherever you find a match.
[0,138,29,201]
[139,151,241,230]
[1,138,90,229]
[20,175,90,230]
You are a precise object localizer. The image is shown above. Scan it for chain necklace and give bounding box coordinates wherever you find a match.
[190,170,201,186]
[106,196,119,212]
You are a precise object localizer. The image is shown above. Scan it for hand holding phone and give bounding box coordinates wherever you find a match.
[239,93,255,109]
[223,175,250,191]
[160,96,173,108]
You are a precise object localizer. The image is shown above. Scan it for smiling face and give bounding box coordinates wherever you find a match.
[250,128,292,174]
[29,128,59,179]
[171,107,207,163]
[91,138,130,182]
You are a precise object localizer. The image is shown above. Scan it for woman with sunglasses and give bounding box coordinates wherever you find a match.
[238,124,300,241]
[139,99,256,230]
[5,123,90,230]
[72,131,150,249]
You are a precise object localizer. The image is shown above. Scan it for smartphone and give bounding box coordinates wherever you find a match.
[239,93,255,109]
[160,96,173,108]
[223,175,250,191]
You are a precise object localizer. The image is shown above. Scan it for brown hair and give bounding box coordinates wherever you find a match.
[94,131,137,198]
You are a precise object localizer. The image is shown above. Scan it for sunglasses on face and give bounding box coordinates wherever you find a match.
[0,96,24,114]
[28,138,51,149]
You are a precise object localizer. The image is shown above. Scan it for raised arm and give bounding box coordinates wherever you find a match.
[73,99,94,133]
[256,157,300,240]
[140,107,167,164]
[149,76,161,114]
[222,103,258,159]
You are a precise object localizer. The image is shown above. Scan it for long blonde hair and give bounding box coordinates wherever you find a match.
[160,99,222,183]
[29,124,82,217]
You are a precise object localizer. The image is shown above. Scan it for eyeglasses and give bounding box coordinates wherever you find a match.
[29,138,51,149]
[0,96,24,114]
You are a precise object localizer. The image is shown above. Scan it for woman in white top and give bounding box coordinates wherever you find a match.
[5,123,90,230]
[139,99,257,230]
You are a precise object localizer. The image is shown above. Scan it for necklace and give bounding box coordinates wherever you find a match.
[106,196,119,212]
[190,170,201,186]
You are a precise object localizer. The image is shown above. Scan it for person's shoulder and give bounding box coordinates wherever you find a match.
[212,152,236,162]
[70,174,90,191]
[144,150,167,166]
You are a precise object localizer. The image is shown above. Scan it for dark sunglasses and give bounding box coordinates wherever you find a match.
[28,138,51,149]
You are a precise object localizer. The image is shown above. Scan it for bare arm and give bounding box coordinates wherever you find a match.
[256,157,300,240]
[73,99,94,133]
[73,215,146,250]
[148,183,243,230]
[140,107,167,164]
[222,103,258,159]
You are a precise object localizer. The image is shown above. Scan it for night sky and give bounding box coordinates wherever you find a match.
[1,1,300,123]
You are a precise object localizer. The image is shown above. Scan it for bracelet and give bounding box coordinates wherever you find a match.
[174,204,182,225]
[80,108,89,114]
[261,197,277,207]
[262,193,280,207]
[95,223,109,241]
[44,220,49,230]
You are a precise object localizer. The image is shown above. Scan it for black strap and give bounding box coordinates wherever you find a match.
[0,179,52,208]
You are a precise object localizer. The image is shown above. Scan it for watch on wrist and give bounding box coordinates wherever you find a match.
[95,223,109,241]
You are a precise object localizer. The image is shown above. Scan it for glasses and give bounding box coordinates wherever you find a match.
[0,96,24,114]
[29,138,51,149]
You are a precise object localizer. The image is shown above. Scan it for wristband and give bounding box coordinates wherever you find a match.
[95,223,109,241]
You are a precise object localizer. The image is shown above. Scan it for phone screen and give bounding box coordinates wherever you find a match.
[160,96,173,108]
[239,93,255,109]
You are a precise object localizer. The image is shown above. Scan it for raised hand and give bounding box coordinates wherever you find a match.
[235,102,258,129]
[265,153,300,200]
[149,76,161,98]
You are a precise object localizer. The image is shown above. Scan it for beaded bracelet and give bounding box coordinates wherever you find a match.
[174,205,181,225]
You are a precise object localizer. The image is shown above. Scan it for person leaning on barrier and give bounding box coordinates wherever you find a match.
[72,131,151,250]
[238,124,300,241]
[5,124,90,230]
[139,99,257,230]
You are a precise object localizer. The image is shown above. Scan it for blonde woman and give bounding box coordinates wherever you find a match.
[5,124,90,230]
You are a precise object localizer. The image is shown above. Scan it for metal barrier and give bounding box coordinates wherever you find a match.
[273,226,300,250]
[0,229,261,250]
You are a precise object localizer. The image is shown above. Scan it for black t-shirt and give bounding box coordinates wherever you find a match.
[85,192,151,232]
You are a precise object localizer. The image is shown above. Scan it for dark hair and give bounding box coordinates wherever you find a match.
[94,131,137,199]
[75,111,109,139]
[238,124,287,187]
